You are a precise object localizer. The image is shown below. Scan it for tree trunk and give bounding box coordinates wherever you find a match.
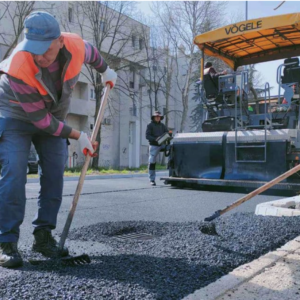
[92,77,103,168]
[180,62,192,132]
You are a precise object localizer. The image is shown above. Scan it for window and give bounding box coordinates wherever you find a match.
[139,38,144,50]
[90,88,95,99]
[68,3,74,23]
[100,20,106,32]
[129,68,135,89]
[132,35,140,50]
[132,35,136,48]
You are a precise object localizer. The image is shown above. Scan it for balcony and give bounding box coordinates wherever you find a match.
[69,97,89,116]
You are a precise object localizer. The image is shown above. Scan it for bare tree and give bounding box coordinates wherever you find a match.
[153,1,226,132]
[248,64,268,105]
[59,1,148,167]
[137,23,168,114]
[0,1,35,59]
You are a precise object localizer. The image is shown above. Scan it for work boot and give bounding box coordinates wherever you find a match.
[0,242,23,268]
[150,181,156,186]
[32,229,69,258]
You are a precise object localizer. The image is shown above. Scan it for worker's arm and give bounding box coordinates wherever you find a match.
[9,75,72,138]
[209,67,227,79]
[83,41,117,88]
[9,76,96,154]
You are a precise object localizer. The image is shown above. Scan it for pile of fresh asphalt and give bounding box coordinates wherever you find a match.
[1,212,300,300]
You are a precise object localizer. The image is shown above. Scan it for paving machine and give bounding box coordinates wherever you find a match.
[162,13,300,194]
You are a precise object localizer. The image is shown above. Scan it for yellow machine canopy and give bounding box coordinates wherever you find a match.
[194,13,300,70]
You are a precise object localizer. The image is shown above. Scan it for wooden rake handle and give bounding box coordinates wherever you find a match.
[205,163,300,222]
[59,85,111,250]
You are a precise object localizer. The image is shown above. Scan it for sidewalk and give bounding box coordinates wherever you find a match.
[184,197,300,300]
[184,235,300,300]
[27,171,169,183]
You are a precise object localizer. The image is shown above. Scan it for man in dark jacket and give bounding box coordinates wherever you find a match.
[146,111,168,186]
[203,62,227,98]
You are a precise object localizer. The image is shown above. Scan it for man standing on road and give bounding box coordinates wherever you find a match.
[146,111,168,186]
[0,11,117,268]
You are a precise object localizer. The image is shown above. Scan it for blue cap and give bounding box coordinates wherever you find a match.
[18,11,61,55]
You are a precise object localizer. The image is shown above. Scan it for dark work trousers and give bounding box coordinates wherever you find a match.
[0,118,68,242]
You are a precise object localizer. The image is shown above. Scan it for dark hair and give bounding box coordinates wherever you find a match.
[205,62,212,68]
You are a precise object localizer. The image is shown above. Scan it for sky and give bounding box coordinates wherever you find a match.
[137,0,300,96]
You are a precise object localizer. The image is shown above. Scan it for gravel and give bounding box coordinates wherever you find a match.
[1,212,300,300]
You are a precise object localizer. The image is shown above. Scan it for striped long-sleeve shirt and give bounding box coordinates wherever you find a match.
[0,39,107,138]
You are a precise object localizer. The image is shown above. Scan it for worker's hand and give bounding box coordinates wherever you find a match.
[102,67,117,89]
[78,132,98,157]
[222,70,228,75]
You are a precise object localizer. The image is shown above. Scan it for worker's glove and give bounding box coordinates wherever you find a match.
[101,67,117,89]
[78,132,95,157]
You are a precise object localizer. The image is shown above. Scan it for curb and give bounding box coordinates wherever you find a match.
[183,235,300,300]
[27,171,169,183]
[255,195,300,217]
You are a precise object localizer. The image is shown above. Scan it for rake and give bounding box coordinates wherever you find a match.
[199,163,300,236]
[58,85,111,265]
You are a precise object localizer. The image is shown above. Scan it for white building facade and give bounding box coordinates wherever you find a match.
[0,1,198,169]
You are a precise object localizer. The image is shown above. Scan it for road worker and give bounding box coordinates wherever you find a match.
[203,62,228,98]
[0,11,117,268]
[146,111,169,186]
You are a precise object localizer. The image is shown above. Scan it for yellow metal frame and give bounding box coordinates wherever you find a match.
[194,13,300,70]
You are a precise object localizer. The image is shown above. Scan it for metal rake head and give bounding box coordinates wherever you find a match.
[60,254,91,266]
[199,222,219,236]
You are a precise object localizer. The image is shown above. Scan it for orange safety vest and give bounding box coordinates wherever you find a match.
[0,32,85,97]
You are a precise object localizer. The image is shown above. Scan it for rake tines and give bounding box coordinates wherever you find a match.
[199,222,219,236]
[28,254,91,266]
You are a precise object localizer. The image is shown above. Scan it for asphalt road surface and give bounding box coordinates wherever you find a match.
[21,173,282,248]
[1,173,295,300]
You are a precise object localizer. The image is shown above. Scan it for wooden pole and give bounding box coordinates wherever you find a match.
[59,85,111,250]
[205,163,300,221]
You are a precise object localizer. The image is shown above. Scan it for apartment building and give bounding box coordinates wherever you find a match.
[0,1,197,169]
